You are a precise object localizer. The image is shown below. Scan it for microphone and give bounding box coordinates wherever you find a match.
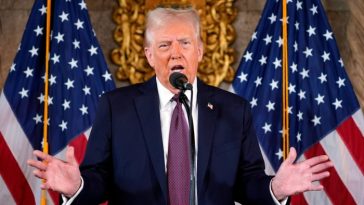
[169,72,193,90]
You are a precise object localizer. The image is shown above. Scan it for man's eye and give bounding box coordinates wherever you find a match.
[159,44,169,48]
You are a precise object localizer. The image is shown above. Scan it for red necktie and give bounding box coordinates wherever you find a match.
[167,94,190,205]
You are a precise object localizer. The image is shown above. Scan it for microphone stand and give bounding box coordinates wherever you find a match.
[179,90,196,205]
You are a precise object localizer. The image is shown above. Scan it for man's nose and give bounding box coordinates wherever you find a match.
[171,42,182,60]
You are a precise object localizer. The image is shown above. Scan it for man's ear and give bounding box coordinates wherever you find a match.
[144,47,154,68]
[197,41,204,62]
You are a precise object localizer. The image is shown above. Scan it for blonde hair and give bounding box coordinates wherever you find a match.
[144,7,202,46]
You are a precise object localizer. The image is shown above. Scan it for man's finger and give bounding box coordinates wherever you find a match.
[311,171,330,182]
[309,161,333,173]
[33,169,47,180]
[303,155,329,167]
[33,150,53,162]
[27,159,47,171]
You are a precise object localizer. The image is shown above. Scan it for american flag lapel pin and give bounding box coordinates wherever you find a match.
[207,102,213,110]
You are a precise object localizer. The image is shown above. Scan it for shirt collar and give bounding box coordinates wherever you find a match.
[156,77,198,109]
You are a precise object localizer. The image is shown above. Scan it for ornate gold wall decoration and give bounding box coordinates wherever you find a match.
[111,0,237,86]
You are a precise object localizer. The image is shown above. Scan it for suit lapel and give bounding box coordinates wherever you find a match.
[134,77,168,202]
[196,80,218,194]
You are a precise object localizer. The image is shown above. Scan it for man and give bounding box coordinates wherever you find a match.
[28,7,332,205]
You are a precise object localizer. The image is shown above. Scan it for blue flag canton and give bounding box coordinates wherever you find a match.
[232,0,360,170]
[4,0,115,155]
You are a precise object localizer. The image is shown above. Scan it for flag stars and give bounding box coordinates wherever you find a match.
[259,55,267,66]
[29,46,39,57]
[270,79,279,90]
[323,30,333,41]
[49,74,57,85]
[311,115,321,126]
[297,111,303,121]
[34,25,43,36]
[51,53,60,64]
[103,71,112,82]
[254,76,262,87]
[310,4,318,15]
[296,132,302,142]
[62,99,71,110]
[293,41,298,52]
[64,78,75,90]
[39,5,47,15]
[243,51,253,62]
[80,104,88,115]
[59,120,68,131]
[290,62,298,73]
[280,16,289,24]
[296,1,303,10]
[263,34,272,45]
[74,19,84,30]
[83,85,91,95]
[79,0,87,10]
[306,26,316,37]
[10,63,16,72]
[73,39,80,49]
[262,122,272,134]
[266,101,275,112]
[68,58,78,69]
[338,58,344,67]
[237,72,248,83]
[24,67,34,78]
[84,66,94,76]
[315,94,325,105]
[19,88,29,98]
[273,58,281,69]
[59,11,69,22]
[33,114,42,124]
[251,32,257,41]
[88,45,98,56]
[303,47,313,58]
[288,83,296,94]
[54,32,65,43]
[250,97,258,108]
[294,22,299,31]
[298,89,306,100]
[332,98,343,110]
[336,77,346,88]
[276,36,283,47]
[321,51,331,62]
[275,149,283,160]
[318,72,327,83]
[268,13,277,24]
[300,68,309,79]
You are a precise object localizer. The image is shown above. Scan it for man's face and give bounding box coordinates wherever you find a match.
[144,18,203,93]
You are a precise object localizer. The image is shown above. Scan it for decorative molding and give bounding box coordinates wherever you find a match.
[111,0,237,86]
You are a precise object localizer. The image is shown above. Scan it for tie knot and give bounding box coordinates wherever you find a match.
[171,92,188,104]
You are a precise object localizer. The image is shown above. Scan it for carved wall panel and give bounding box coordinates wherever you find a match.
[111,0,237,86]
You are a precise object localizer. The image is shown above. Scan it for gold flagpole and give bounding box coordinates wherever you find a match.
[282,0,290,159]
[41,0,52,204]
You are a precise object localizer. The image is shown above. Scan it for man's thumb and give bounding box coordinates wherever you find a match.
[66,146,78,166]
[283,147,297,166]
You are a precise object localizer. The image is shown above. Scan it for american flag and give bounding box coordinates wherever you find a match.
[231,0,364,204]
[0,0,115,204]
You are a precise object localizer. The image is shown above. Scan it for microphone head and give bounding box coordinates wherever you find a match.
[169,72,192,90]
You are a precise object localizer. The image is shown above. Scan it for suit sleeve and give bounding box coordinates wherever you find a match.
[233,101,275,205]
[72,95,113,205]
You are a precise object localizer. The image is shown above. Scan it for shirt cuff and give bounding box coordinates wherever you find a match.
[61,177,84,205]
[269,179,288,205]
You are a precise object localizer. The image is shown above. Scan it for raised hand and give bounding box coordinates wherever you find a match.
[271,147,333,200]
[27,146,81,198]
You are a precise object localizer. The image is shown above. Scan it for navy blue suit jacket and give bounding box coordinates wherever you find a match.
[73,77,276,205]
